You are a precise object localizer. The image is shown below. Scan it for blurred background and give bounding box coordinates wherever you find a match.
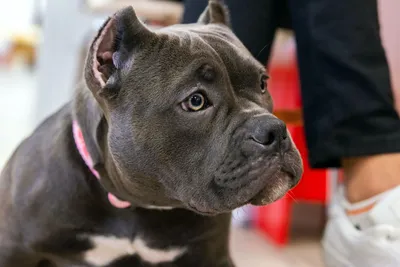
[0,0,399,266]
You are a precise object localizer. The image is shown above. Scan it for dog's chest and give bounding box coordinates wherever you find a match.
[80,234,186,266]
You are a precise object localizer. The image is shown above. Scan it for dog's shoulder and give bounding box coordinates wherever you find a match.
[0,102,95,221]
[1,103,72,189]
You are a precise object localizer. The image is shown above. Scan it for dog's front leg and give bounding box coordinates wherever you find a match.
[0,243,41,267]
[104,256,234,267]
[216,258,235,267]
[104,255,157,267]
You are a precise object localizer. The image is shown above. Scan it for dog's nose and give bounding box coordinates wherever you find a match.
[242,116,290,156]
[251,118,287,152]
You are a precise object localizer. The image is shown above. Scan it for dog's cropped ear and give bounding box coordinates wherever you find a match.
[84,6,156,100]
[197,0,230,27]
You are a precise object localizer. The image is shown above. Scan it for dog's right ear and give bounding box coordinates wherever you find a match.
[197,0,230,27]
[84,6,156,100]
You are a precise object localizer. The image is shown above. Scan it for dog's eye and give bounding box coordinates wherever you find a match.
[181,92,210,112]
[260,75,268,94]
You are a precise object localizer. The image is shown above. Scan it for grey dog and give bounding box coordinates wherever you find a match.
[0,1,303,266]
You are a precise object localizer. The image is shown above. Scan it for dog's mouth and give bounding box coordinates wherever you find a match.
[248,169,296,206]
[187,203,216,216]
[185,169,295,216]
[245,150,303,207]
[184,152,302,216]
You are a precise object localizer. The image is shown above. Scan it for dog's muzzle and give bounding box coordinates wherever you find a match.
[204,114,303,212]
[214,114,294,189]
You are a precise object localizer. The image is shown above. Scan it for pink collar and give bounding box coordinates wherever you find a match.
[72,120,131,209]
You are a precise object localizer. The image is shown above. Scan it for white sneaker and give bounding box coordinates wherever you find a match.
[322,186,400,267]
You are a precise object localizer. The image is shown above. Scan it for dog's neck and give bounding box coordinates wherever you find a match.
[72,85,176,210]
[72,119,132,209]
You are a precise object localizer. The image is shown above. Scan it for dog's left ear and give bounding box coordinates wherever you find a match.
[197,0,230,27]
[84,6,156,100]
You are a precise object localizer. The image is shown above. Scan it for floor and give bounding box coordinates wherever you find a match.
[231,227,324,267]
[0,65,325,267]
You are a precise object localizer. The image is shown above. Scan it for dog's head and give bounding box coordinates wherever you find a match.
[83,1,303,215]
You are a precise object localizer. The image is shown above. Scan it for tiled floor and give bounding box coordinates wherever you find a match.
[231,227,323,267]
[0,66,325,267]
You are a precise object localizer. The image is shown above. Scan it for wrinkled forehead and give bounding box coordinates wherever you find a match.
[155,24,264,74]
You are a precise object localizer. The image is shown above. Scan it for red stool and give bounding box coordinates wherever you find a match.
[253,35,331,246]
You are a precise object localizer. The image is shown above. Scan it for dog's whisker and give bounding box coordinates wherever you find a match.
[256,42,272,58]
[287,191,298,203]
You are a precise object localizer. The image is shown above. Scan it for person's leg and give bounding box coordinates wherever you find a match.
[288,0,400,265]
[288,0,400,198]
[182,0,281,64]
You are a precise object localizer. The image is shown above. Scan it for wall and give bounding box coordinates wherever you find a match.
[379,0,400,108]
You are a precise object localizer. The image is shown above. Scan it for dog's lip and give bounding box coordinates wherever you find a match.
[187,203,219,216]
[249,170,295,206]
[185,153,302,214]
[215,155,277,190]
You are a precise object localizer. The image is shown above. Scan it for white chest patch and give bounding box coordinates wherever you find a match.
[81,235,186,266]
